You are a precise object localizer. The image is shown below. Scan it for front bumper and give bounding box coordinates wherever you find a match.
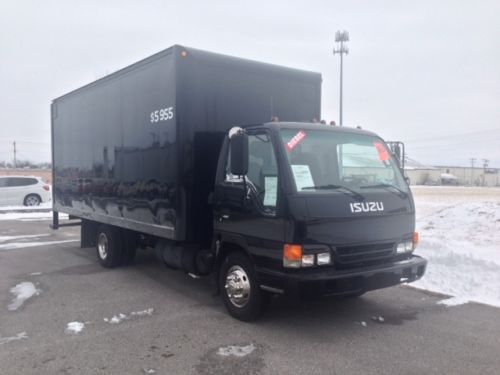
[258,255,427,297]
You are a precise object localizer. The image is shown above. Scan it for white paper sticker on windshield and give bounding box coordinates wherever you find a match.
[291,165,314,191]
[264,176,278,206]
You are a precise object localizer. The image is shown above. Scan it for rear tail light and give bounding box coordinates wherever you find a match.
[43,185,50,191]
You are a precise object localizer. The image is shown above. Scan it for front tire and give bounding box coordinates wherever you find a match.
[24,194,41,206]
[219,252,268,321]
[96,225,122,268]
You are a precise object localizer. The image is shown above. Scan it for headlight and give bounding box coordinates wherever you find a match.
[317,252,331,265]
[396,240,413,254]
[283,245,333,268]
[301,254,315,267]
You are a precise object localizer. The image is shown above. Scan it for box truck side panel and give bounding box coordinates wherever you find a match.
[52,51,178,239]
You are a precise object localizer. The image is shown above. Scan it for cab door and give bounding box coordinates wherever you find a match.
[214,130,285,270]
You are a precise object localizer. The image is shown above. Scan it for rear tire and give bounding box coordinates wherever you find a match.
[219,252,268,321]
[24,194,41,206]
[96,225,122,268]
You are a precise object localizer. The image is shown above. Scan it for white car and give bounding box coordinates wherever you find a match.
[0,176,52,206]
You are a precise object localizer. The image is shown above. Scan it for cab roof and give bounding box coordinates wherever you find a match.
[245,122,379,138]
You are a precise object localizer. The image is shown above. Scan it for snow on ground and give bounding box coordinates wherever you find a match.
[0,234,50,241]
[8,282,41,311]
[103,308,154,324]
[0,239,78,251]
[411,186,500,308]
[0,202,52,212]
[65,322,85,334]
[0,332,28,345]
[0,231,78,251]
[217,343,256,357]
[0,211,68,221]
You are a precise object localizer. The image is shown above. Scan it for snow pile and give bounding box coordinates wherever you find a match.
[413,200,500,307]
[0,332,28,345]
[0,202,52,212]
[104,308,154,324]
[217,343,256,357]
[130,308,154,317]
[8,282,41,311]
[65,322,85,334]
[105,313,128,324]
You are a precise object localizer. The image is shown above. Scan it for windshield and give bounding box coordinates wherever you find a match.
[280,129,408,194]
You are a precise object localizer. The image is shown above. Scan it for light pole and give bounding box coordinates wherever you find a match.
[333,30,349,126]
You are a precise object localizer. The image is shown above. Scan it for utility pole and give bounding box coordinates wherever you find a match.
[482,159,489,186]
[470,158,476,186]
[13,141,17,169]
[333,30,349,126]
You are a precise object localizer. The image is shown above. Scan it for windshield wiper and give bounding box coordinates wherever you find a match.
[360,183,408,198]
[302,184,365,201]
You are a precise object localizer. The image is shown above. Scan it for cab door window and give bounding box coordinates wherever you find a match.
[225,133,278,210]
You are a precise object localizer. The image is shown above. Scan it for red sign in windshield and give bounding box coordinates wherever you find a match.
[286,131,306,152]
[373,142,390,162]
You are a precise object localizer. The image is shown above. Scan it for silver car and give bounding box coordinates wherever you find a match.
[0,176,52,206]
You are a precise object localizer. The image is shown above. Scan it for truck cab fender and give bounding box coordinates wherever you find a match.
[211,232,254,295]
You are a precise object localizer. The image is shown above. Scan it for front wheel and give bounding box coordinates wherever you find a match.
[219,252,269,321]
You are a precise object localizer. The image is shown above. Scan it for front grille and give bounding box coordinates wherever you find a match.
[335,242,395,268]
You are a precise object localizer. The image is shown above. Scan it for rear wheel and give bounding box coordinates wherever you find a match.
[219,252,269,321]
[96,225,122,268]
[24,194,41,206]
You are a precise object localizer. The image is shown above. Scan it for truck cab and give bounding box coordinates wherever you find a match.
[213,122,426,320]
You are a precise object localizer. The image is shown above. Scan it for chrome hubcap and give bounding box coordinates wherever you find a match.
[225,265,251,308]
[97,233,108,259]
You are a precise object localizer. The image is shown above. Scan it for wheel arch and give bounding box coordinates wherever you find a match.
[212,232,253,295]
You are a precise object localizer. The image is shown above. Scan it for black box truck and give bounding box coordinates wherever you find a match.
[51,45,426,321]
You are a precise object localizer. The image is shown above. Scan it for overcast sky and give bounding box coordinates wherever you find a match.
[1,0,499,167]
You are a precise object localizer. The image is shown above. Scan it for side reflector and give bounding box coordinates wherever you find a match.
[413,232,419,249]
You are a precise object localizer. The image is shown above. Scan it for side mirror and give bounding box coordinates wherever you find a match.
[230,132,248,176]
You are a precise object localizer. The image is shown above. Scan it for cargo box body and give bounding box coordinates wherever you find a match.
[52,45,321,245]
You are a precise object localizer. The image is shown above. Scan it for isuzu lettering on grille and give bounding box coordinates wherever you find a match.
[350,202,384,213]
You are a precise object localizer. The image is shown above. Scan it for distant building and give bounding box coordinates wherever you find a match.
[404,158,440,185]
[404,158,500,186]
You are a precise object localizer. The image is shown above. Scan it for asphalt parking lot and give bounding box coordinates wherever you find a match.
[1,219,499,375]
